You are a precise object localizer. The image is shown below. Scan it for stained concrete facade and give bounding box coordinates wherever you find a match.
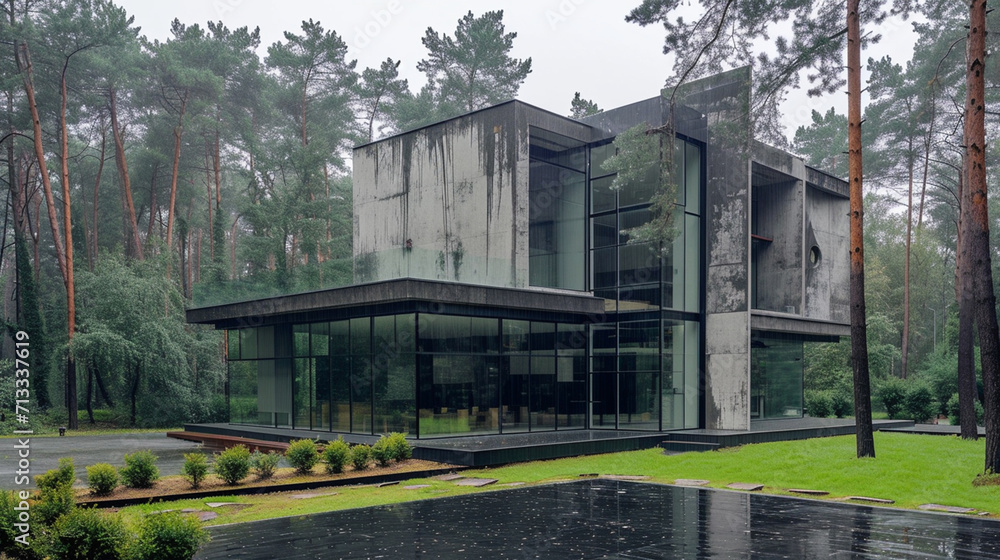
[188,68,850,436]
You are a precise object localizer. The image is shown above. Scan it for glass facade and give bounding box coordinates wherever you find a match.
[750,334,804,419]
[228,314,588,437]
[587,136,704,431]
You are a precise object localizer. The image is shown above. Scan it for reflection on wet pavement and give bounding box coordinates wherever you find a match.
[197,479,1000,559]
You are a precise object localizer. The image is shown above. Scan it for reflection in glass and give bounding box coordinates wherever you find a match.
[228,361,257,424]
[751,335,804,419]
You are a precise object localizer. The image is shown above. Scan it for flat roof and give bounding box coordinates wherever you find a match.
[186,278,605,329]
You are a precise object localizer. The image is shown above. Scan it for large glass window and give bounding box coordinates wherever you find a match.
[529,128,587,291]
[751,334,804,419]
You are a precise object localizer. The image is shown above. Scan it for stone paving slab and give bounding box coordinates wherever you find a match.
[919,504,976,514]
[502,482,525,487]
[726,483,763,491]
[674,479,710,486]
[196,511,218,522]
[788,489,829,496]
[403,484,430,490]
[290,492,338,500]
[845,496,895,504]
[453,478,497,487]
[205,502,241,508]
[433,474,464,481]
[377,481,399,487]
[602,475,651,481]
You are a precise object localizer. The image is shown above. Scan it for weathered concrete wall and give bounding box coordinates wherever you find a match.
[353,103,527,287]
[804,184,850,323]
[674,67,753,430]
[751,161,805,314]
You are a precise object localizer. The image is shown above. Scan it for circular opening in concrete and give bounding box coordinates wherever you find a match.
[809,246,821,267]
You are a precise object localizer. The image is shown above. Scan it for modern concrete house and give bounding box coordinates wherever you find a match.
[186,67,850,442]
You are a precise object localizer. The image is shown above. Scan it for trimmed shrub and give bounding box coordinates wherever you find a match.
[323,437,351,474]
[371,437,393,468]
[805,391,832,418]
[250,451,281,480]
[286,439,320,474]
[214,445,251,486]
[830,388,853,418]
[903,384,936,423]
[875,378,907,419]
[387,432,412,462]
[49,507,125,560]
[120,450,159,489]
[350,444,372,471]
[1,490,21,554]
[182,453,210,488]
[36,457,75,491]
[35,458,76,525]
[947,393,985,427]
[132,511,209,560]
[86,463,119,496]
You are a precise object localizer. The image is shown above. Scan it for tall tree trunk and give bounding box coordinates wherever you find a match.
[902,148,913,379]
[59,59,78,430]
[109,87,143,260]
[964,0,1000,474]
[89,122,107,271]
[18,42,78,428]
[85,364,94,424]
[957,160,979,440]
[847,0,875,459]
[146,164,158,245]
[93,368,114,408]
[165,92,188,252]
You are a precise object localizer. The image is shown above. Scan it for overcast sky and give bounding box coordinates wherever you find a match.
[113,0,918,144]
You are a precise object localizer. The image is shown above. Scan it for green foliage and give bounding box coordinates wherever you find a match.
[86,464,119,496]
[915,351,962,415]
[805,391,832,418]
[36,457,76,491]
[416,10,532,118]
[13,231,50,409]
[48,507,125,560]
[322,437,351,474]
[120,450,159,489]
[602,123,678,248]
[182,453,210,488]
[285,439,320,474]
[902,384,936,423]
[131,511,209,560]
[250,451,281,480]
[0,490,22,554]
[947,393,985,427]
[830,388,853,419]
[350,443,372,471]
[875,378,907,419]
[803,341,851,391]
[371,437,393,468]
[73,256,226,428]
[214,445,251,485]
[386,432,412,462]
[569,92,602,119]
[792,108,848,179]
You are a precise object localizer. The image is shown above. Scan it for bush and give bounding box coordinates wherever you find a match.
[35,458,76,525]
[371,437,393,468]
[86,464,119,496]
[323,437,351,474]
[947,393,985,427]
[386,432,412,462]
[350,444,372,471]
[875,378,907,419]
[120,450,159,489]
[830,388,853,418]
[131,511,209,560]
[286,439,320,474]
[182,453,210,488]
[214,445,251,486]
[1,490,22,554]
[250,451,281,480]
[805,391,832,418]
[48,507,125,560]
[903,384,936,423]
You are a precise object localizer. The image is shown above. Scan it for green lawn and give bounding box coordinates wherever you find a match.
[118,432,999,527]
